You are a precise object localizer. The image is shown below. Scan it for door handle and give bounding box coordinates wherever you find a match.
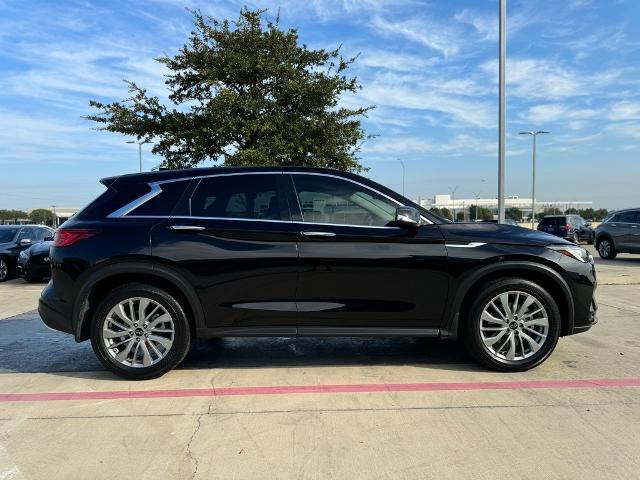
[301,230,336,238]
[169,225,205,231]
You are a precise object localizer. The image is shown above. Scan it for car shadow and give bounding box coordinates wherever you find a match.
[0,313,480,380]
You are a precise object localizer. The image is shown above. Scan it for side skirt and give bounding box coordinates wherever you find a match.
[196,326,441,338]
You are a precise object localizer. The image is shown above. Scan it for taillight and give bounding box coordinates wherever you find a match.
[565,223,571,231]
[53,229,99,247]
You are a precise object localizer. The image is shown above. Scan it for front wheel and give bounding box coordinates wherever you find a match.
[597,238,617,259]
[462,278,561,372]
[90,284,192,380]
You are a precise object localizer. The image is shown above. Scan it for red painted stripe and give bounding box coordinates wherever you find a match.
[1,378,639,403]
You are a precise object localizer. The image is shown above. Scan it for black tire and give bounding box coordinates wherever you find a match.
[597,237,617,260]
[587,234,594,245]
[90,283,192,380]
[0,258,7,282]
[24,274,43,283]
[462,278,561,372]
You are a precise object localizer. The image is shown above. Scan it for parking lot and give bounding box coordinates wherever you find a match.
[1,245,639,479]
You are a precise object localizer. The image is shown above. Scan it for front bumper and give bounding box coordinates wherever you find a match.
[38,282,73,334]
[572,297,598,334]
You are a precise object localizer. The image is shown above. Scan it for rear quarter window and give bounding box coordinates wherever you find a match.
[128,180,191,216]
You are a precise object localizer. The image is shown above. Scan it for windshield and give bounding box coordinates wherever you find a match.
[0,228,19,243]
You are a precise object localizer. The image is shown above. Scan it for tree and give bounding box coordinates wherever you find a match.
[29,209,53,226]
[0,210,28,222]
[430,207,452,221]
[87,8,372,171]
[469,204,493,221]
[505,207,522,222]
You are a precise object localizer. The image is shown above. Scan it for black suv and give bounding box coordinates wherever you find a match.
[0,224,54,282]
[595,208,640,259]
[537,215,594,244]
[39,167,598,379]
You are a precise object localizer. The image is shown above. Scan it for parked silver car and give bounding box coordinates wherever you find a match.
[595,208,640,259]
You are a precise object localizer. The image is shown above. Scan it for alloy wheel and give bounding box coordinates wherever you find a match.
[479,290,549,362]
[0,259,7,282]
[599,240,610,258]
[102,297,175,368]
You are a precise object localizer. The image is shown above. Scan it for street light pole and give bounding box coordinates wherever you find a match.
[472,191,482,221]
[448,185,458,222]
[498,0,506,224]
[397,158,406,196]
[51,205,57,228]
[520,131,549,228]
[126,140,152,172]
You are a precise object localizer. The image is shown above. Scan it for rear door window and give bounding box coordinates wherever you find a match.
[613,211,637,223]
[189,174,287,221]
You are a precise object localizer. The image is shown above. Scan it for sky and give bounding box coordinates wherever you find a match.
[0,0,639,211]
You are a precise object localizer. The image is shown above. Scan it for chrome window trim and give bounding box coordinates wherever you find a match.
[107,183,163,218]
[445,242,487,248]
[108,171,432,224]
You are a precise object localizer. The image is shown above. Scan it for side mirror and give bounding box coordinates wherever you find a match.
[395,206,421,227]
[19,238,32,246]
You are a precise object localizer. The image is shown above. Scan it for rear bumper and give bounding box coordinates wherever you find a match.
[38,282,73,335]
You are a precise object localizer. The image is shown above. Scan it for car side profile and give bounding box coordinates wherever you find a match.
[39,167,598,379]
[595,208,640,259]
[537,214,594,244]
[0,225,55,282]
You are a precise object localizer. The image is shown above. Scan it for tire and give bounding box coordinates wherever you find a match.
[0,258,7,282]
[597,237,617,260]
[90,283,192,380]
[587,234,594,245]
[24,274,43,283]
[462,278,561,372]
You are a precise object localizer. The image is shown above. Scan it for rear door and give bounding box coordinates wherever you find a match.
[151,172,299,331]
[287,173,449,330]
[610,211,638,250]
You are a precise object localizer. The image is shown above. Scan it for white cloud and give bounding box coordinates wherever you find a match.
[359,50,440,72]
[370,16,462,58]
[608,101,640,121]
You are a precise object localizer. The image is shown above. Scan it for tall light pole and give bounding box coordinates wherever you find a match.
[448,185,458,222]
[472,191,482,221]
[51,205,57,228]
[497,0,506,224]
[126,140,152,172]
[397,158,405,196]
[519,130,549,228]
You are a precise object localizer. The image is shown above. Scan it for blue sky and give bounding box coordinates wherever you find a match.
[1,0,639,210]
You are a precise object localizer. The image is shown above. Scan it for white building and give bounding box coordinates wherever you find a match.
[416,194,592,220]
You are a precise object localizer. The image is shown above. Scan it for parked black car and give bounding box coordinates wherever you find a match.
[595,208,640,259]
[39,167,597,379]
[17,240,53,282]
[537,215,594,244]
[0,225,55,282]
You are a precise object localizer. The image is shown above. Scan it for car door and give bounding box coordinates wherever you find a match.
[287,173,449,331]
[610,211,638,250]
[151,172,299,331]
[625,210,640,252]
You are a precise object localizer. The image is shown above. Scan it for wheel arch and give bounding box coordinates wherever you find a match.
[73,262,205,342]
[441,261,575,340]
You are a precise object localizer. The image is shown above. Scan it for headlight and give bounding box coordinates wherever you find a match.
[547,245,591,263]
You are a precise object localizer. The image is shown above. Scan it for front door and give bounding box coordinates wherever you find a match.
[287,173,449,330]
[151,172,299,330]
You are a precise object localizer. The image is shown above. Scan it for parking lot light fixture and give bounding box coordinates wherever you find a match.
[126,140,153,172]
[519,131,549,228]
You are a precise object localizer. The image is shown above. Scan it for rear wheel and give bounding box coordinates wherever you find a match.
[597,238,617,259]
[462,278,561,372]
[0,258,7,282]
[90,284,191,380]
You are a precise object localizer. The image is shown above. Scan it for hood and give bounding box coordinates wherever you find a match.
[0,241,14,252]
[29,241,53,256]
[438,223,573,247]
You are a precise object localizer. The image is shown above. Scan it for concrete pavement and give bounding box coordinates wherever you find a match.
[0,246,639,479]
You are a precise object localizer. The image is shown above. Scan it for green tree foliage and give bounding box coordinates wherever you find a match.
[540,207,608,221]
[0,210,28,222]
[469,205,494,221]
[87,8,372,171]
[430,207,452,220]
[506,207,522,221]
[28,209,53,225]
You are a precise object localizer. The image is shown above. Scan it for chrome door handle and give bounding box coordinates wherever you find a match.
[169,225,205,231]
[301,231,336,238]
